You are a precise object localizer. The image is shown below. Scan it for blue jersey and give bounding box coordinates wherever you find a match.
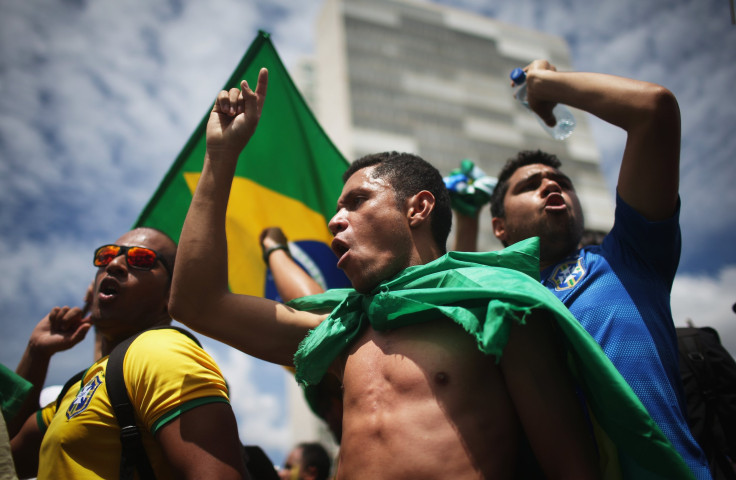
[541,193,711,479]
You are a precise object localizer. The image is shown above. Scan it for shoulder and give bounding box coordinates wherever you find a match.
[122,328,228,396]
[613,192,680,233]
[120,329,230,432]
[606,194,681,275]
[127,328,202,355]
[123,328,221,379]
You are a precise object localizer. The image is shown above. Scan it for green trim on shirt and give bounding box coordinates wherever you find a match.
[150,396,229,435]
[36,409,47,435]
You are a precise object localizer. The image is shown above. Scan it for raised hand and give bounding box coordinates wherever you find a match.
[206,67,268,157]
[8,304,93,436]
[28,306,92,358]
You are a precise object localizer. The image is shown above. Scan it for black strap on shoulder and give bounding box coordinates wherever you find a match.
[106,325,201,480]
[55,369,86,411]
[107,330,156,480]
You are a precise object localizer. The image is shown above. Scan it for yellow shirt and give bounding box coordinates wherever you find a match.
[37,328,229,479]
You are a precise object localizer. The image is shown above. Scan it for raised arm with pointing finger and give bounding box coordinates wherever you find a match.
[169,69,325,366]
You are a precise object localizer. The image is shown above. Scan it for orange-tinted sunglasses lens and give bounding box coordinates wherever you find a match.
[93,245,121,267]
[126,247,158,269]
[93,245,159,270]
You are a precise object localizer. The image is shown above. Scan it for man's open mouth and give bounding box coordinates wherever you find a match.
[331,238,349,265]
[545,194,566,209]
[98,278,120,299]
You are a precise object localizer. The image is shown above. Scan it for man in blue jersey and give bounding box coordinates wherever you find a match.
[454,59,711,478]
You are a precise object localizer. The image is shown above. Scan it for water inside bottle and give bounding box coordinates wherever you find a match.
[553,118,575,140]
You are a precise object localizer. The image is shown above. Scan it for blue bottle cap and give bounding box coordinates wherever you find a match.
[510,68,526,85]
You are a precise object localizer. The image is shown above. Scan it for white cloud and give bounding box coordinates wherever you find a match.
[672,265,736,358]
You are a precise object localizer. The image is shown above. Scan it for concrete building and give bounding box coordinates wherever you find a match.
[306,0,613,249]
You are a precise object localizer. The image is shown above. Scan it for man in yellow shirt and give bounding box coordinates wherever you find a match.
[11,227,248,479]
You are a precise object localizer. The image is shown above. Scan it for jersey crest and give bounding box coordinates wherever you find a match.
[549,256,586,291]
[66,375,102,419]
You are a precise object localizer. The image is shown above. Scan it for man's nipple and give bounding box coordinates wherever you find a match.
[434,371,450,386]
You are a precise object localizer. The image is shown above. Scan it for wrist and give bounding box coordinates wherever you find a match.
[262,244,291,264]
[204,149,241,165]
[23,340,52,364]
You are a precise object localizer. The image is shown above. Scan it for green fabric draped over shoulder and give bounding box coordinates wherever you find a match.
[288,237,694,479]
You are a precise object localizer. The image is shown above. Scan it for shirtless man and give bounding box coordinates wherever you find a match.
[170,69,688,479]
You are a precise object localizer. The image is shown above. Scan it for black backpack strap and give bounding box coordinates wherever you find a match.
[106,325,201,480]
[107,330,156,480]
[55,369,86,411]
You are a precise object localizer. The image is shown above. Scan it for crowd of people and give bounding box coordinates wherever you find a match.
[0,57,728,479]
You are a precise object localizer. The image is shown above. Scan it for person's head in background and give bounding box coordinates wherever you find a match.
[279,442,331,480]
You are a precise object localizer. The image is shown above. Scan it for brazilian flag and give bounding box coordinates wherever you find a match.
[135,31,350,298]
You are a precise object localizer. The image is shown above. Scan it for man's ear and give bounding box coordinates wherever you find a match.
[161,286,172,315]
[491,216,508,243]
[406,190,435,228]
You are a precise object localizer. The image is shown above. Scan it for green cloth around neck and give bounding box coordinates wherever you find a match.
[288,237,694,479]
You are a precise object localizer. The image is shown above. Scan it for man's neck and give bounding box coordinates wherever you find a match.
[539,259,557,271]
[100,317,172,356]
[413,239,443,268]
[539,249,578,272]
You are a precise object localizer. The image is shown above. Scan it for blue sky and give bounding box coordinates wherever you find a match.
[1,0,734,467]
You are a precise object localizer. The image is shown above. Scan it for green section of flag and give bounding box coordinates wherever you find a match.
[135,30,349,242]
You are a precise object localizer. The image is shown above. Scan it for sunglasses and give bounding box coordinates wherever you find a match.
[93,244,171,275]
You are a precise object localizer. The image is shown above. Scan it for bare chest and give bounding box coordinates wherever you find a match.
[344,319,492,392]
[334,320,519,479]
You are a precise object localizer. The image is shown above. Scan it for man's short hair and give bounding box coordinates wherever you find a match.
[297,442,331,480]
[489,150,563,219]
[344,152,452,253]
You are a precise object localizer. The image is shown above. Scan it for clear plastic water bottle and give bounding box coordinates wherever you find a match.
[510,67,575,140]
